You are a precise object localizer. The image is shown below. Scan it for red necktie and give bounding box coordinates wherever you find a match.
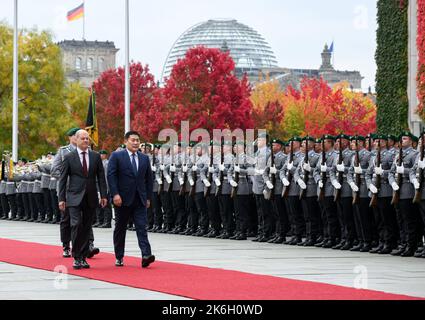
[82,152,88,176]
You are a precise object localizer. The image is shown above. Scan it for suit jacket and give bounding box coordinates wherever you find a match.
[59,149,107,208]
[107,149,153,207]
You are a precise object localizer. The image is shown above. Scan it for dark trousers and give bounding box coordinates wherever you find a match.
[301,197,321,239]
[42,188,52,220]
[218,194,235,234]
[0,194,10,218]
[234,195,251,234]
[418,201,425,241]
[16,193,24,218]
[354,198,372,243]
[69,195,95,259]
[322,196,340,240]
[377,197,399,246]
[147,203,154,229]
[22,193,31,218]
[34,193,45,220]
[272,196,290,237]
[171,191,186,229]
[30,193,40,220]
[152,192,163,228]
[7,194,17,219]
[288,196,305,237]
[186,194,198,231]
[113,195,152,259]
[255,195,273,237]
[160,191,174,230]
[337,197,357,242]
[399,200,422,247]
[60,208,72,247]
[206,194,221,231]
[50,190,60,222]
[194,193,209,231]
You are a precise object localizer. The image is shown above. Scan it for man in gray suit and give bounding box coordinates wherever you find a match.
[59,130,108,270]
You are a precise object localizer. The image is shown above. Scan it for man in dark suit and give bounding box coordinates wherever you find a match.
[59,130,108,270]
[107,131,155,268]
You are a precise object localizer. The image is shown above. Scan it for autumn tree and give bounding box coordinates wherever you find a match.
[163,46,254,135]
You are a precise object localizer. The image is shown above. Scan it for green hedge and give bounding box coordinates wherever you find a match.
[375,0,409,134]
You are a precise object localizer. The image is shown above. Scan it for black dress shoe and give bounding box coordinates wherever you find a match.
[360,243,372,252]
[115,259,124,267]
[369,244,384,254]
[303,239,317,247]
[142,255,155,268]
[258,236,271,243]
[235,234,247,240]
[230,233,240,240]
[379,246,394,255]
[350,243,363,252]
[421,251,425,258]
[273,236,285,244]
[63,248,71,258]
[247,231,257,238]
[401,247,417,257]
[93,222,100,228]
[81,259,90,269]
[391,245,407,256]
[73,259,82,270]
[87,247,100,259]
[414,248,424,257]
[100,223,112,229]
[340,242,353,251]
[314,240,325,247]
[218,232,230,239]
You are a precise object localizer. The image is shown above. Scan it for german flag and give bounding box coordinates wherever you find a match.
[67,3,84,22]
[85,89,99,148]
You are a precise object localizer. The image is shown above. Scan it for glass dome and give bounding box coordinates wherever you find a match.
[162,19,278,81]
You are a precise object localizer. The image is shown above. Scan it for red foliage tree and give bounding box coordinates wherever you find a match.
[163,46,254,134]
[93,62,165,151]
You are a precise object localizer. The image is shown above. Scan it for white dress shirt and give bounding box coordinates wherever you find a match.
[77,147,90,171]
[127,149,139,171]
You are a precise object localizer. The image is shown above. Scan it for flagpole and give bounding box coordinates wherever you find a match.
[83,0,85,40]
[124,0,130,133]
[12,0,19,163]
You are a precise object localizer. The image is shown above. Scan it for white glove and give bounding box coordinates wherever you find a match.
[270,166,277,175]
[349,182,359,192]
[151,166,157,172]
[219,164,225,172]
[412,179,420,190]
[391,182,400,191]
[182,165,188,173]
[189,178,195,187]
[234,165,241,173]
[303,162,311,172]
[287,162,294,171]
[318,181,324,189]
[203,179,211,188]
[337,164,345,173]
[166,176,172,184]
[282,178,290,187]
[396,165,405,175]
[321,165,327,173]
[170,165,176,173]
[215,178,221,187]
[178,177,184,186]
[266,181,274,190]
[354,166,362,175]
[255,169,265,175]
[160,164,165,171]
[230,180,238,188]
[297,179,307,190]
[369,184,378,194]
[419,159,425,170]
[332,180,342,190]
[208,166,215,174]
[374,165,383,176]
[156,178,163,185]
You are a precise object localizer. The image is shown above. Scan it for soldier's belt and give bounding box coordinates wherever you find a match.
[6,182,15,185]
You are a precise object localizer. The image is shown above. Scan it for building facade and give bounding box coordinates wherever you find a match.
[58,40,119,88]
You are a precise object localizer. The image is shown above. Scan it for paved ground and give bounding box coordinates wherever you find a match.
[0,220,424,299]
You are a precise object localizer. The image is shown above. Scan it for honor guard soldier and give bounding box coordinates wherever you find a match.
[159,143,175,233]
[169,142,187,234]
[151,144,164,232]
[97,150,112,228]
[388,132,421,257]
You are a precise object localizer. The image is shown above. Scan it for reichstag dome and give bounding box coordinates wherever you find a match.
[161,19,279,81]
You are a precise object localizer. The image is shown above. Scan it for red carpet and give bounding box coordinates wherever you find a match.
[0,238,421,300]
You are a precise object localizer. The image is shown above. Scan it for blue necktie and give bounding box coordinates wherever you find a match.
[131,153,138,175]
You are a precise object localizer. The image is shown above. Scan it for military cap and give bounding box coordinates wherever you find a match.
[283,142,291,147]
[400,131,417,142]
[315,138,322,143]
[271,139,285,146]
[350,135,366,142]
[302,136,315,142]
[374,134,388,141]
[99,150,108,155]
[154,144,161,149]
[387,134,398,142]
[290,136,303,142]
[66,127,80,137]
[189,141,197,148]
[19,157,28,163]
[336,134,350,140]
[120,144,126,149]
[47,151,56,156]
[322,134,336,141]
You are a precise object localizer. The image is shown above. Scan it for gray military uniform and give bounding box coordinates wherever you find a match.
[332,148,355,198]
[263,151,286,196]
[229,153,255,196]
[347,149,372,199]
[313,149,339,197]
[252,147,271,195]
[294,150,321,198]
[388,147,419,200]
[366,148,396,198]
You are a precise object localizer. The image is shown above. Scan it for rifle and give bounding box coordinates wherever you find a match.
[231,146,240,199]
[352,139,361,205]
[157,147,164,195]
[391,144,403,206]
[189,146,197,197]
[282,141,294,198]
[413,134,425,204]
[179,147,188,196]
[269,142,276,201]
[300,139,309,200]
[318,139,326,201]
[215,138,225,197]
[370,139,381,207]
[204,143,214,198]
[167,147,175,193]
[334,137,343,202]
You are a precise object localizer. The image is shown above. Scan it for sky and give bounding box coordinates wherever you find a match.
[0,0,378,91]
